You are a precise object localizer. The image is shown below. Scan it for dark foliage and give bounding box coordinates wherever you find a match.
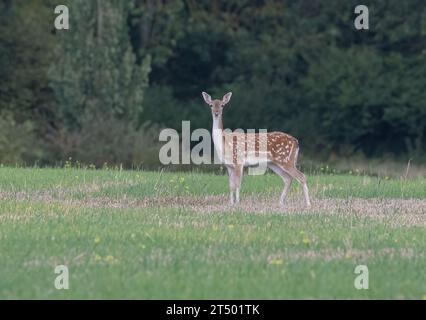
[0,0,425,165]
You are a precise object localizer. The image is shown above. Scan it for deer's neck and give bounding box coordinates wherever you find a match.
[212,116,224,161]
[212,115,223,132]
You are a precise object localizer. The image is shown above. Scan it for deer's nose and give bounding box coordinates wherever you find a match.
[214,112,219,117]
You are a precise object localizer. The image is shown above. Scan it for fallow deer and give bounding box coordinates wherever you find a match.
[201,91,311,207]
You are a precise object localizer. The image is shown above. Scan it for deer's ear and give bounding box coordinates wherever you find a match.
[222,92,232,105]
[202,92,212,105]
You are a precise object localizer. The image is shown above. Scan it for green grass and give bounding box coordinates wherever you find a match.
[0,167,425,299]
[1,167,424,199]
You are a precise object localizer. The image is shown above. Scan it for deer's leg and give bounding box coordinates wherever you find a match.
[280,174,292,205]
[286,167,311,207]
[226,166,236,204]
[268,163,292,205]
[234,165,244,204]
[227,165,244,205]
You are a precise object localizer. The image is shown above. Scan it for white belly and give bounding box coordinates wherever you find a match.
[242,151,269,167]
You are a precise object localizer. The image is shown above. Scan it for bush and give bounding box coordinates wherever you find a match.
[47,112,162,169]
[0,112,43,165]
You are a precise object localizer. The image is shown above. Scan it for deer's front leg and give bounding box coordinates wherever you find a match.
[226,166,236,204]
[234,165,243,204]
[227,165,243,205]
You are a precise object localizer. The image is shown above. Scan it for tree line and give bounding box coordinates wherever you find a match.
[1,0,425,167]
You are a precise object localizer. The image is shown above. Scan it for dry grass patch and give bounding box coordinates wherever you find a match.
[1,190,424,227]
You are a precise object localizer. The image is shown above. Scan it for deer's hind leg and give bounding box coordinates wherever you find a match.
[286,167,311,207]
[268,162,293,206]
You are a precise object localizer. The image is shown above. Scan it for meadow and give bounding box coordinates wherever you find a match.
[0,166,425,299]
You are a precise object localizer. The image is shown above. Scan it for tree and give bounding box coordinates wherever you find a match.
[49,0,151,130]
[0,0,54,121]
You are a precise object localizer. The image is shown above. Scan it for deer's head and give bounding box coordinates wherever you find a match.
[201,92,232,119]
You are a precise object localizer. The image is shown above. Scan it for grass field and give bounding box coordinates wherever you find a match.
[0,167,425,299]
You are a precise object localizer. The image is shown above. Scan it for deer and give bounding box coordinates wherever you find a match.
[201,91,311,207]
